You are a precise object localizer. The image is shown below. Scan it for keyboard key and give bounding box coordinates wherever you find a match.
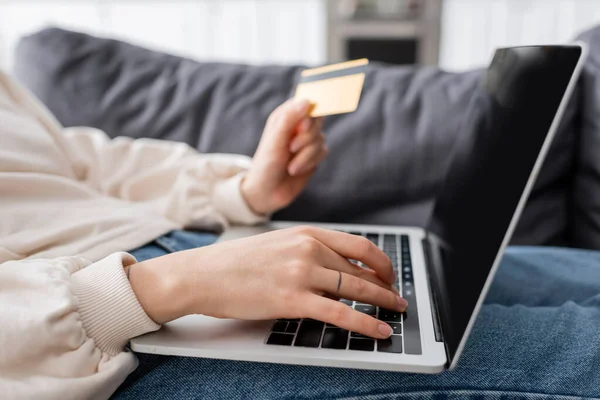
[272,321,288,333]
[351,332,372,339]
[377,335,403,353]
[389,322,402,335]
[349,338,375,351]
[294,320,324,347]
[383,234,396,249]
[402,310,422,355]
[280,318,300,322]
[321,328,349,349]
[340,299,353,306]
[355,305,376,315]
[378,309,403,322]
[267,333,294,346]
[285,322,299,334]
[366,233,379,245]
[402,275,422,354]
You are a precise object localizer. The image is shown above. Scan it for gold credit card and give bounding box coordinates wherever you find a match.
[294,58,369,117]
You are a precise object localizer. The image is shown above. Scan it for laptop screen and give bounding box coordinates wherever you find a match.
[425,45,583,363]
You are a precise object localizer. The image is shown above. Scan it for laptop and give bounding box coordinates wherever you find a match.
[131,44,587,373]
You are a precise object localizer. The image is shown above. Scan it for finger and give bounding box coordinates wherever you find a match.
[274,166,318,201]
[304,295,394,339]
[312,241,397,293]
[296,118,312,135]
[289,131,318,154]
[296,227,396,285]
[288,143,327,176]
[290,129,321,153]
[349,265,400,295]
[310,117,324,133]
[323,293,341,301]
[311,268,407,312]
[290,121,324,153]
[262,99,312,151]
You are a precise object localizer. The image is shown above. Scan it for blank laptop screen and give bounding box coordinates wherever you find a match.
[426,46,583,361]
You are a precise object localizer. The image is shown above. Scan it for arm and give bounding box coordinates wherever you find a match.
[60,99,326,226]
[2,71,326,227]
[130,226,406,334]
[61,127,265,226]
[0,254,158,400]
[1,228,407,400]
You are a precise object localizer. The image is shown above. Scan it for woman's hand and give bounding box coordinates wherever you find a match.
[241,99,327,215]
[129,227,407,339]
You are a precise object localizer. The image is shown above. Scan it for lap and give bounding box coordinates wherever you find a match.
[116,233,600,399]
[486,246,600,307]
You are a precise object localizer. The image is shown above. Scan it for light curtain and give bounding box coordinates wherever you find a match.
[440,0,600,71]
[0,0,327,72]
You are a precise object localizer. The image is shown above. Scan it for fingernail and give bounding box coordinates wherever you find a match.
[290,139,301,153]
[378,323,393,338]
[288,165,298,176]
[397,296,408,311]
[295,99,310,113]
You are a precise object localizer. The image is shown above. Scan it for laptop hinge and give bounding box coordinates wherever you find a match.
[422,235,452,367]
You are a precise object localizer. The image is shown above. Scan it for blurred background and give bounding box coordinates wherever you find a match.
[1,0,599,73]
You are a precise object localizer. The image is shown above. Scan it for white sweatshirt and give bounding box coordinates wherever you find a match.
[0,71,266,399]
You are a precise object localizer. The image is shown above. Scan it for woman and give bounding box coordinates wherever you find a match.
[1,70,599,399]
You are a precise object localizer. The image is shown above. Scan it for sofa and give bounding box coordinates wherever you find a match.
[13,26,600,250]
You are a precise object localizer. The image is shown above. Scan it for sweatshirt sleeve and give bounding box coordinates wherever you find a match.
[61,127,267,227]
[0,71,266,227]
[0,253,159,400]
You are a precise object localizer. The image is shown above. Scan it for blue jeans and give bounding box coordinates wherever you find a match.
[113,230,600,399]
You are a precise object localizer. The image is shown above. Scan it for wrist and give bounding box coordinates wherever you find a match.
[128,253,191,325]
[71,253,160,355]
[240,175,272,216]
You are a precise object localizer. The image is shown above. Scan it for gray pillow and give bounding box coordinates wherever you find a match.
[14,27,583,247]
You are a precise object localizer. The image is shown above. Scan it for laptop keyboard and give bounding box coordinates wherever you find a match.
[265,233,422,354]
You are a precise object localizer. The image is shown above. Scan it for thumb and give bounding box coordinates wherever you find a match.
[261,99,312,151]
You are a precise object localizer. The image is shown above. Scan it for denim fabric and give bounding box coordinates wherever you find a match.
[115,231,600,399]
[129,230,219,260]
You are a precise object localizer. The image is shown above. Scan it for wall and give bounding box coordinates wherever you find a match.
[2,0,600,73]
[0,0,327,72]
[440,0,600,71]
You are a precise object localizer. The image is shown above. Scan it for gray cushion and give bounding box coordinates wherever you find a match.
[14,27,585,247]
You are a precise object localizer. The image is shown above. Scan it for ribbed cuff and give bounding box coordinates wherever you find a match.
[71,252,160,356]
[212,173,269,225]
